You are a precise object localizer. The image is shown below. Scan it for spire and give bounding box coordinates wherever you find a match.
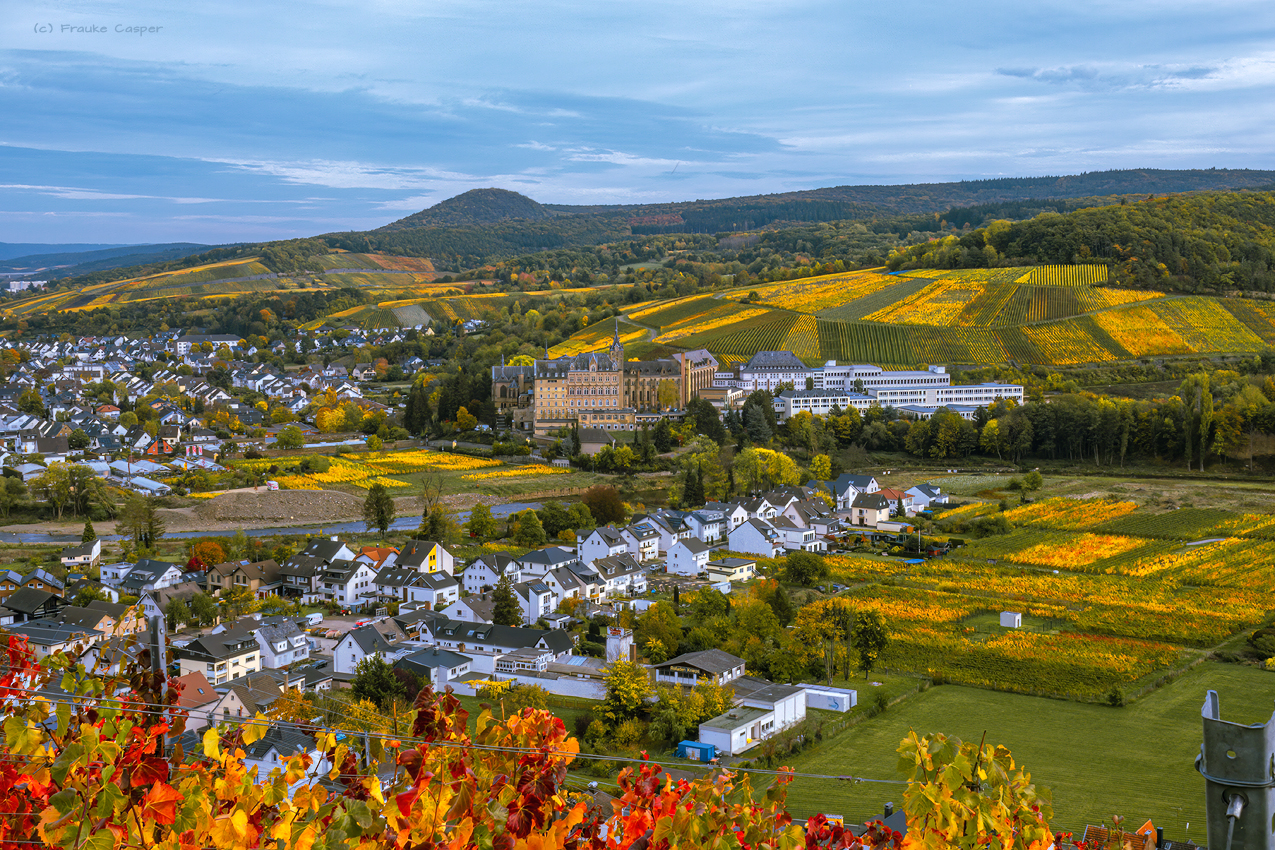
[613,317,621,347]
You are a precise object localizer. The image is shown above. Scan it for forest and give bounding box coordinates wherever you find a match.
[886,191,1275,292]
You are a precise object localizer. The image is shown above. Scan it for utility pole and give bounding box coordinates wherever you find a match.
[1197,690,1275,850]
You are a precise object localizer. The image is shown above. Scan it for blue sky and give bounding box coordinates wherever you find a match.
[3,0,1275,244]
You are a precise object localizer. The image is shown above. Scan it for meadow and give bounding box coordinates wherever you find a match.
[775,662,1272,835]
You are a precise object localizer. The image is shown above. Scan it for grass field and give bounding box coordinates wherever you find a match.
[774,662,1272,836]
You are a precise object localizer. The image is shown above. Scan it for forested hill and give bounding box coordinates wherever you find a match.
[373,168,1275,243]
[380,188,555,231]
[887,190,1275,292]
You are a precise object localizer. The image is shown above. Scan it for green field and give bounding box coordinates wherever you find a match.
[774,663,1274,836]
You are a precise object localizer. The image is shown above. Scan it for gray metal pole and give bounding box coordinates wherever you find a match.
[148,614,169,753]
[1196,690,1275,850]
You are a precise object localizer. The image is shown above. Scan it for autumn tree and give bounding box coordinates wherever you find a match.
[581,484,626,525]
[601,658,652,726]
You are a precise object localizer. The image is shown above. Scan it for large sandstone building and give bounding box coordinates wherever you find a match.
[491,325,717,436]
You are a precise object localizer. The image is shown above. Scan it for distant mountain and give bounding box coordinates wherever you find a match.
[379,188,554,232]
[0,243,216,277]
[0,242,129,262]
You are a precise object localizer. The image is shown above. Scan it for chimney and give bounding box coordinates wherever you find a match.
[883,803,893,818]
[1155,828,1163,849]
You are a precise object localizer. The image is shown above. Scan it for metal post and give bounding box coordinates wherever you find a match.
[148,614,168,753]
[1196,690,1275,850]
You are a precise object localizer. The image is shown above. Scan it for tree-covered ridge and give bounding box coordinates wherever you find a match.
[545,167,1275,217]
[888,191,1275,292]
[378,187,556,231]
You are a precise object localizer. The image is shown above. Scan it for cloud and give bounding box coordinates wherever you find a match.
[995,62,1221,91]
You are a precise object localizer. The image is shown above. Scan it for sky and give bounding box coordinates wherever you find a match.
[3,0,1275,244]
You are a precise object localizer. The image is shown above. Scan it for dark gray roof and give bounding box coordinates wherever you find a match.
[1,620,99,646]
[344,624,397,656]
[3,587,60,615]
[742,351,808,371]
[300,539,346,563]
[593,554,643,577]
[241,725,316,760]
[589,527,625,545]
[851,493,890,509]
[518,547,578,568]
[177,630,259,661]
[374,566,421,589]
[396,648,471,674]
[654,649,745,675]
[673,537,710,554]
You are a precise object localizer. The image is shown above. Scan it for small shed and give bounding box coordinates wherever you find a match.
[1000,611,1022,628]
[798,683,858,713]
[675,740,717,762]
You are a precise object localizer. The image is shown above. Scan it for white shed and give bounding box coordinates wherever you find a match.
[799,683,858,713]
[698,707,774,756]
[1000,611,1022,628]
[739,683,806,730]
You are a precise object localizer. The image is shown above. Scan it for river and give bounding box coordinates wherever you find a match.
[0,501,545,545]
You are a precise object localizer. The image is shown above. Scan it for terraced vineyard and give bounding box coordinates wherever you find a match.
[0,251,443,317]
[562,262,1275,366]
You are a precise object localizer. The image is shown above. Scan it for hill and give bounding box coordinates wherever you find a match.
[0,242,129,262]
[0,242,215,277]
[0,251,438,319]
[379,188,555,231]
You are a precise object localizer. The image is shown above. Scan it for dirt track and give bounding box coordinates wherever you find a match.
[1,483,579,537]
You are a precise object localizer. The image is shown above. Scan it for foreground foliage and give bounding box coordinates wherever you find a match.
[0,634,1063,850]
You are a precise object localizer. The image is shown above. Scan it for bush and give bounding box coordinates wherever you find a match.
[867,690,890,717]
[1106,686,1126,707]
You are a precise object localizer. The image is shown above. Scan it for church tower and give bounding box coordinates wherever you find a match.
[608,318,624,366]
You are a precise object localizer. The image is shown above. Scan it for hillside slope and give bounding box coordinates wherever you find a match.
[380,188,555,231]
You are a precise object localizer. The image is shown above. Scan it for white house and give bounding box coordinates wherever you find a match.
[252,619,310,669]
[514,580,555,625]
[704,502,749,532]
[727,519,783,558]
[771,517,822,552]
[667,538,711,576]
[906,484,949,511]
[320,560,378,609]
[684,510,726,544]
[333,624,400,674]
[592,554,648,598]
[404,572,460,611]
[462,554,521,595]
[396,648,473,690]
[60,539,102,569]
[578,527,628,567]
[827,474,881,511]
[621,521,662,562]
[175,631,261,685]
